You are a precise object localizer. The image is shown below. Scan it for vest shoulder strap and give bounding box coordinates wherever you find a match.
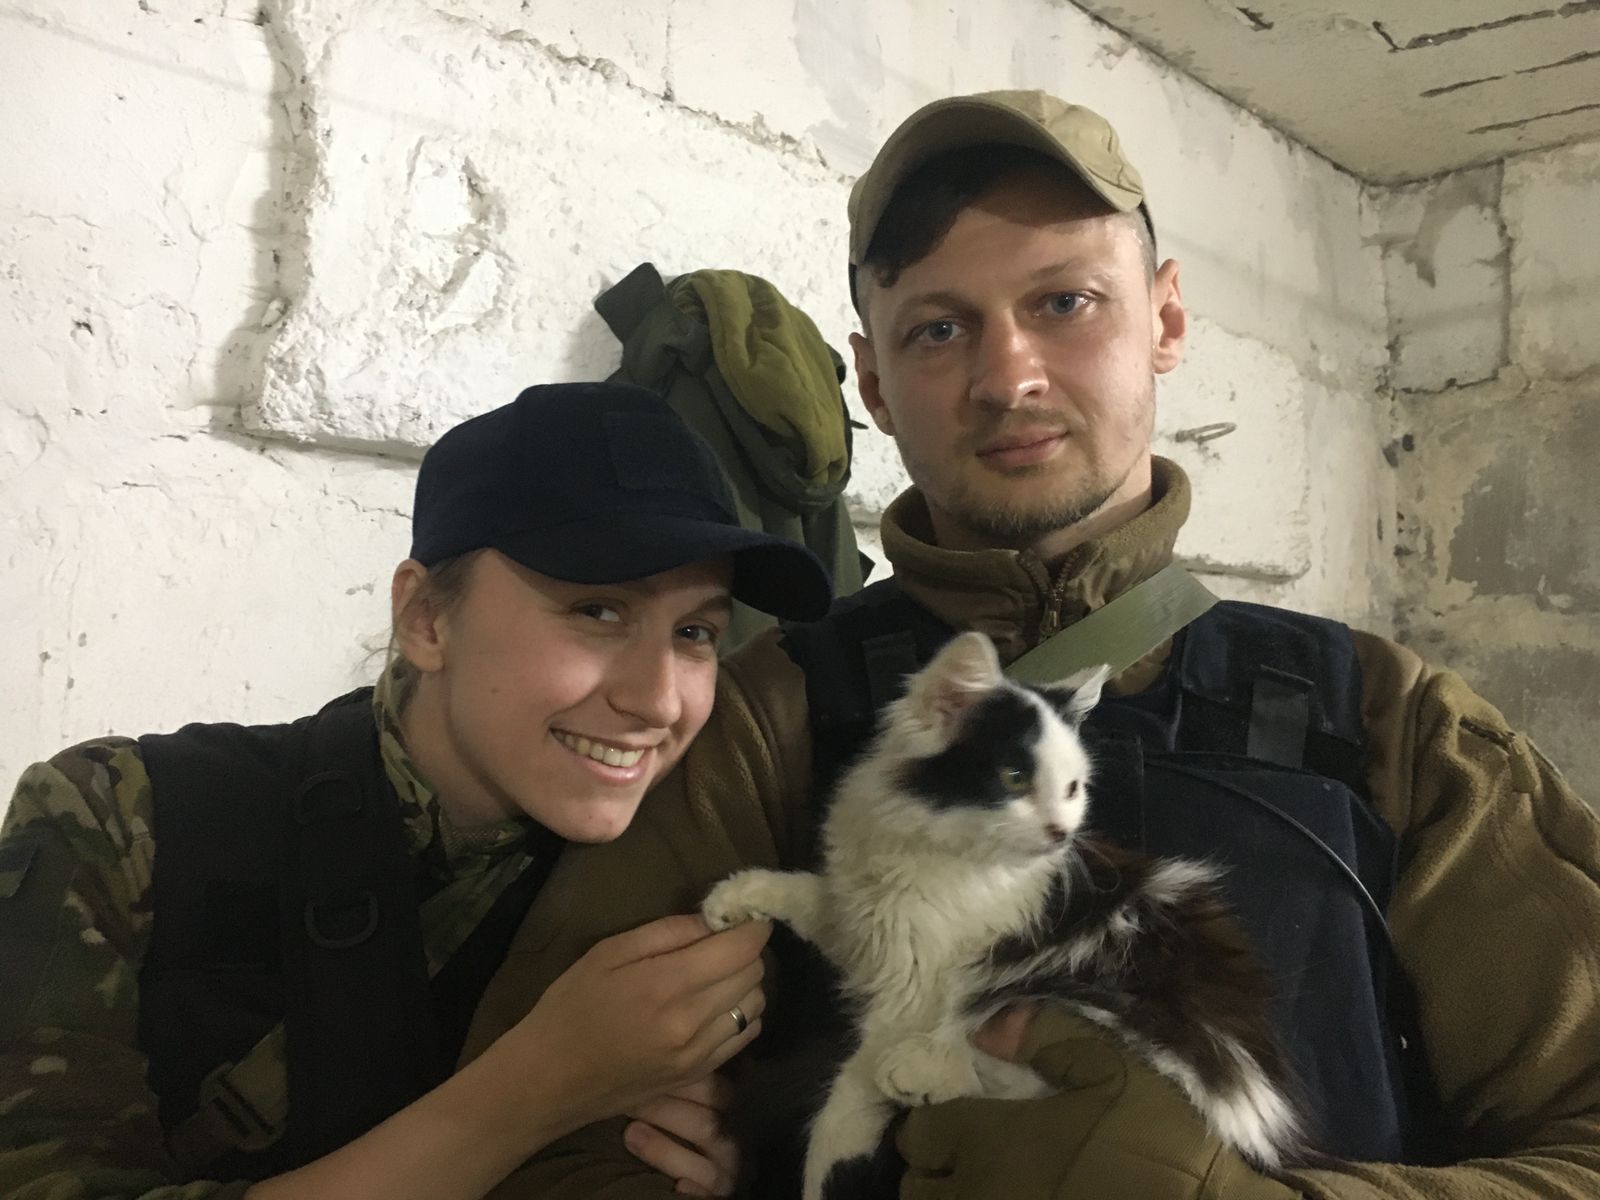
[1176,600,1367,790]
[139,693,440,1173]
[278,694,441,1165]
[779,580,953,830]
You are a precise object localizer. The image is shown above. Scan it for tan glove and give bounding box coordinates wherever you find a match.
[896,1009,1304,1200]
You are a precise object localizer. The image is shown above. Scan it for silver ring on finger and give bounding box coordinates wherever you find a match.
[728,1004,749,1036]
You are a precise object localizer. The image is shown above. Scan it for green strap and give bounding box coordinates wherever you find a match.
[1005,563,1219,686]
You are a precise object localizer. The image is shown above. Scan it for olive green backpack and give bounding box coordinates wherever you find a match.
[596,262,867,652]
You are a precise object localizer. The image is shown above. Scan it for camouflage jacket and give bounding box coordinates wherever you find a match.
[0,665,535,1200]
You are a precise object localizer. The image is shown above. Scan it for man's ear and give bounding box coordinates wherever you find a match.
[1150,259,1187,375]
[850,331,894,436]
[391,559,447,673]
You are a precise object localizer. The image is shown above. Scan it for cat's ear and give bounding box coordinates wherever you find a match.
[1040,663,1111,726]
[907,631,1003,735]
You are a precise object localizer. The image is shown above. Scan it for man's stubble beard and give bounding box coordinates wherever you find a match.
[903,396,1151,552]
[936,455,1131,550]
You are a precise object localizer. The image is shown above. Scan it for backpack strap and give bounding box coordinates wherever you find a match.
[427,825,564,1066]
[780,581,954,860]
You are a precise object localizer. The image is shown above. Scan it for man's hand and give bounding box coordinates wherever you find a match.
[899,1007,1303,1199]
[624,1075,739,1196]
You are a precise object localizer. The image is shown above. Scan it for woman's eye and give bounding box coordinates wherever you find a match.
[678,623,719,647]
[999,765,1032,793]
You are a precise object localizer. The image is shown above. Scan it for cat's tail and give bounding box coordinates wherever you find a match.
[1159,1028,1308,1172]
[973,846,1314,1173]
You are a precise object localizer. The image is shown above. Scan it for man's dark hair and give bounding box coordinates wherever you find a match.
[849,144,1158,316]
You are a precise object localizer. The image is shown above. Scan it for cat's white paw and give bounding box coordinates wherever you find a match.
[973,1052,1055,1100]
[701,874,770,932]
[874,1035,981,1107]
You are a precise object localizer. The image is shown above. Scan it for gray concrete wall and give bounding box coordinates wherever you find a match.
[1377,139,1600,800]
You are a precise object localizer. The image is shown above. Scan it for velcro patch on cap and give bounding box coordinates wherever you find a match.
[604,410,732,513]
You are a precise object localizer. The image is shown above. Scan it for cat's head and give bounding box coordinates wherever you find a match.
[875,631,1109,862]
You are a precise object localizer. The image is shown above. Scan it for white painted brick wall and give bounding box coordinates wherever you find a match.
[3,0,1404,799]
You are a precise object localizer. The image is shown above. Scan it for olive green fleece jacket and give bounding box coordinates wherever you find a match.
[464,458,1600,1199]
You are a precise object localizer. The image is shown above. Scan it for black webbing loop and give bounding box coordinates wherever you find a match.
[1246,667,1313,768]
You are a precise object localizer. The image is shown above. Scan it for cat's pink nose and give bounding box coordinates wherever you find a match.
[1045,824,1069,844]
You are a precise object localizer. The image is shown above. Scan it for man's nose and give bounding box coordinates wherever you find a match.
[970,322,1048,409]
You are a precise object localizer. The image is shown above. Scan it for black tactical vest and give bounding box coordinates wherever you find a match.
[137,691,555,1178]
[780,580,1447,1165]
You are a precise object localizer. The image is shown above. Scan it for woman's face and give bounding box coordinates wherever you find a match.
[398,550,733,841]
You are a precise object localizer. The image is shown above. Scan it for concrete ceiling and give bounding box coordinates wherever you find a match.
[1073,0,1600,183]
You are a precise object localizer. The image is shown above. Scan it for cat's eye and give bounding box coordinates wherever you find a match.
[999,765,1032,793]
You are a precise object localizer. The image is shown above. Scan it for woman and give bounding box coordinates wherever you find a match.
[0,382,833,1200]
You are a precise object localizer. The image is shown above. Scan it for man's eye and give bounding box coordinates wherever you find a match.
[678,623,719,647]
[911,319,960,346]
[1046,293,1084,316]
[574,603,622,623]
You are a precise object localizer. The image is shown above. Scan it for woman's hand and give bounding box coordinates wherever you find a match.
[625,1074,739,1196]
[242,916,767,1200]
[505,913,770,1139]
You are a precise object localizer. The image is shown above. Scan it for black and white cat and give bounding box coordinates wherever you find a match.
[702,631,1305,1200]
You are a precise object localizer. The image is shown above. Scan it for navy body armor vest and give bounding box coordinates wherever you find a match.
[780,580,1446,1165]
[137,691,556,1178]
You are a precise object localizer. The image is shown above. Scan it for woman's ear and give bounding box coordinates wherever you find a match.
[391,559,447,673]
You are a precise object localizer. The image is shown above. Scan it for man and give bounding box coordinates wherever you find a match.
[466,92,1600,1199]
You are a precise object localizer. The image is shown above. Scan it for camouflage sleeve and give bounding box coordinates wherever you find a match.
[0,739,249,1200]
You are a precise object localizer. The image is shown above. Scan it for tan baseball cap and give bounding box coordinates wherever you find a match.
[847,90,1147,265]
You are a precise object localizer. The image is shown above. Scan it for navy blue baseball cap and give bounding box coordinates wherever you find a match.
[410,382,833,620]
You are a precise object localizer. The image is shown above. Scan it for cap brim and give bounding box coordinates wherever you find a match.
[849,96,1143,264]
[492,512,833,622]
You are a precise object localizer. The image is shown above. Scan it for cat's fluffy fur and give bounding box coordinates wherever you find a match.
[703,631,1305,1200]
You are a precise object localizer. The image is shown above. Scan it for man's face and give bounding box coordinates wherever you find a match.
[852,168,1186,559]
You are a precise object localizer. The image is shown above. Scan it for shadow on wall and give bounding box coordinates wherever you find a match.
[208,6,310,438]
